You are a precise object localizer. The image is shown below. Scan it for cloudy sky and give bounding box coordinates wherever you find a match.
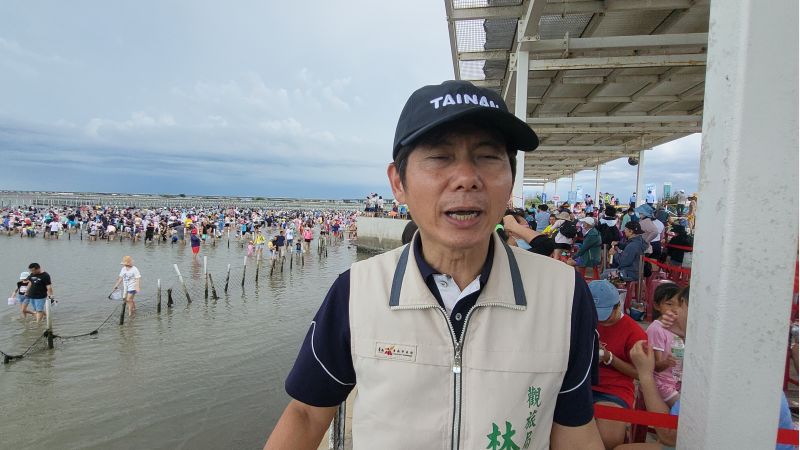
[0,1,700,199]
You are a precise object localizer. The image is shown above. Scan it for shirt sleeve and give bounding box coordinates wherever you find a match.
[134,267,141,279]
[554,271,599,427]
[626,322,648,358]
[527,235,555,256]
[646,322,668,353]
[285,270,356,407]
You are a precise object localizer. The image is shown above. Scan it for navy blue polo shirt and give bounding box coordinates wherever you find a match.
[285,237,599,427]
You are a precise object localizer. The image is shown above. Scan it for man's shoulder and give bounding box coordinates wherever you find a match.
[509,245,573,276]
[351,245,408,273]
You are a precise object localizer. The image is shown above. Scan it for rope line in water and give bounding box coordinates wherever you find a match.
[1,248,339,364]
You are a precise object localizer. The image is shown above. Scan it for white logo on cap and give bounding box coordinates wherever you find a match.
[429,93,499,109]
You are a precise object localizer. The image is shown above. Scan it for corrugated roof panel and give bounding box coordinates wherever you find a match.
[459,60,486,80]
[484,18,518,50]
[538,13,593,39]
[453,0,522,9]
[455,19,487,52]
[663,6,710,33]
[590,10,672,37]
[547,84,596,97]
[646,80,703,95]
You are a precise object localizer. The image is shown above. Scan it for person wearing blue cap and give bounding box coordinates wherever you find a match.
[267,81,603,449]
[589,280,647,449]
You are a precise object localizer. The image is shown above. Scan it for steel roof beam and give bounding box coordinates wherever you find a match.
[469,79,503,88]
[537,145,624,151]
[535,126,701,133]
[542,0,693,14]
[528,115,701,124]
[458,50,509,61]
[527,94,703,104]
[449,0,694,20]
[520,33,707,52]
[528,54,706,71]
[449,5,524,21]
[559,72,705,85]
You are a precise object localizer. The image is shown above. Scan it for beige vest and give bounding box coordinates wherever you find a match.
[349,233,576,450]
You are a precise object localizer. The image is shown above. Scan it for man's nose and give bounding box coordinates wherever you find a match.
[450,157,483,190]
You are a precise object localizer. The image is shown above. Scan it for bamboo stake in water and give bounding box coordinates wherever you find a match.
[204,256,208,300]
[157,279,162,313]
[224,263,231,293]
[119,299,126,326]
[241,255,247,288]
[209,273,219,300]
[173,264,191,303]
[255,254,260,283]
[45,297,54,348]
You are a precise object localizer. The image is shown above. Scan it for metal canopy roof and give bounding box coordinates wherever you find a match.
[444,0,709,184]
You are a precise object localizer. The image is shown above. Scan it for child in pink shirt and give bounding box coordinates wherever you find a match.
[646,282,682,406]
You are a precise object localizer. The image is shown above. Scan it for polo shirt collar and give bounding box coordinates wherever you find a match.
[412,231,493,287]
[389,231,527,309]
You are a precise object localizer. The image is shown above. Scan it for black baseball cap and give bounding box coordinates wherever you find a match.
[393,80,539,159]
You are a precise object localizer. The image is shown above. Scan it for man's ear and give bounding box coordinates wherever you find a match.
[387,163,406,204]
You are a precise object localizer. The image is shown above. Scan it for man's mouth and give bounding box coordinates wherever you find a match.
[445,210,482,221]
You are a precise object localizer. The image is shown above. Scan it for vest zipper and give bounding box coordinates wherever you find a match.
[442,305,481,450]
[391,302,524,449]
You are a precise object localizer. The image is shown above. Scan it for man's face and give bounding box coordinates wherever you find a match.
[388,128,512,253]
[29,267,40,275]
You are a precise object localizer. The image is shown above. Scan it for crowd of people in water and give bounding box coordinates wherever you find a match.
[0,205,359,253]
[3,204,359,320]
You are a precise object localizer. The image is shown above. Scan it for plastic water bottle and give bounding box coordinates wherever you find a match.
[671,336,685,383]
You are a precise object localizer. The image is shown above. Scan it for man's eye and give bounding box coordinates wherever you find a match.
[479,154,503,160]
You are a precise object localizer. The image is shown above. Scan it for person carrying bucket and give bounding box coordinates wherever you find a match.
[9,271,31,319]
[112,256,141,317]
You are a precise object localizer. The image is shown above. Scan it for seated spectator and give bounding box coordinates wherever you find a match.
[542,214,557,236]
[553,212,577,261]
[589,280,647,449]
[666,224,693,266]
[621,207,639,230]
[646,282,682,407]
[635,204,659,256]
[568,217,601,269]
[619,286,797,450]
[602,221,648,281]
[598,206,621,249]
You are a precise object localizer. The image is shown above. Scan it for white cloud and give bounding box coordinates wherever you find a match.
[85,111,177,138]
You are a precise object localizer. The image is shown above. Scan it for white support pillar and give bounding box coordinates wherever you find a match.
[569,174,576,191]
[594,164,601,203]
[512,50,530,208]
[634,149,645,206]
[554,178,559,201]
[678,0,798,448]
